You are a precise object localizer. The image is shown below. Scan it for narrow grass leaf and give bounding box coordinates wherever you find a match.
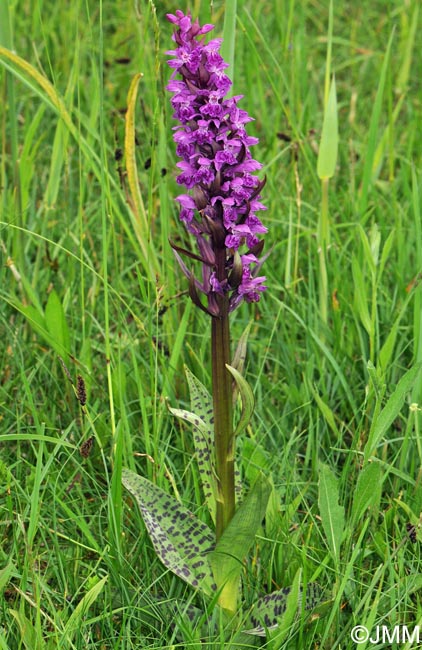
[122,468,216,595]
[220,0,237,86]
[352,255,371,336]
[27,439,44,550]
[396,4,419,93]
[412,168,422,405]
[19,104,46,211]
[0,45,148,264]
[0,3,12,45]
[309,383,340,437]
[372,96,405,179]
[364,363,422,462]
[379,291,412,373]
[0,434,74,447]
[317,76,338,180]
[358,31,394,215]
[44,58,78,207]
[318,463,344,566]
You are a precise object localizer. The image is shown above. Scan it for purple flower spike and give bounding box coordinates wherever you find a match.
[167,11,267,313]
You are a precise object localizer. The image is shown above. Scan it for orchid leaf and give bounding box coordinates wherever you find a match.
[231,322,252,403]
[122,468,216,596]
[208,474,270,611]
[244,581,324,637]
[169,367,242,521]
[226,364,255,438]
[168,367,217,522]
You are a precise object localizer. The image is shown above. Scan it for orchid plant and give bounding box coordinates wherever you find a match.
[122,10,321,638]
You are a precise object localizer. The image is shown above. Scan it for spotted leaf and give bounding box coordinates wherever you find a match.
[122,469,216,596]
[169,367,242,522]
[168,367,217,522]
[244,581,324,636]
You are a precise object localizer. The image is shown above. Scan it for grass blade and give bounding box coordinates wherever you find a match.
[358,30,394,216]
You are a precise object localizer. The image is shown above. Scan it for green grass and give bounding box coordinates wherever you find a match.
[1,0,422,647]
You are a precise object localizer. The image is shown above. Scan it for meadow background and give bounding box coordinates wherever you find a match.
[1,0,422,648]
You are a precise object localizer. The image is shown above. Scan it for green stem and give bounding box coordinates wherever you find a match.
[211,248,235,542]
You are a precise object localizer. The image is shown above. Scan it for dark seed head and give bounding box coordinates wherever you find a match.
[76,375,87,406]
[406,522,417,543]
[80,436,94,458]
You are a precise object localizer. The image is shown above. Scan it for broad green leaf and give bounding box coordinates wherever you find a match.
[45,290,70,353]
[318,463,344,566]
[122,468,216,595]
[351,462,383,525]
[240,439,281,535]
[317,75,338,179]
[226,364,255,438]
[19,303,47,338]
[242,438,271,484]
[18,302,69,357]
[244,581,324,637]
[364,363,422,462]
[208,475,270,605]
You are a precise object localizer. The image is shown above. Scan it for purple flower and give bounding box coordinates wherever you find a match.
[166,11,267,313]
